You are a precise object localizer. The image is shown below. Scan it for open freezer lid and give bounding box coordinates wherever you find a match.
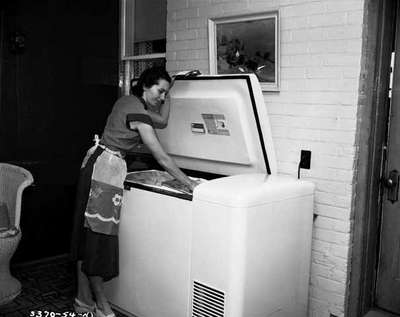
[156,74,277,176]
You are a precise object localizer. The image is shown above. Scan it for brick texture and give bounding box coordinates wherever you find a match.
[166,0,365,316]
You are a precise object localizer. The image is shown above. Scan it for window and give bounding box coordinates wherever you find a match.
[120,0,167,94]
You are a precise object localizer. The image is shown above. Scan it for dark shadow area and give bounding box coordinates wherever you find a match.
[0,0,119,264]
[0,256,128,316]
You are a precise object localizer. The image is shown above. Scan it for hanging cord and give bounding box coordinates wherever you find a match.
[297,163,301,179]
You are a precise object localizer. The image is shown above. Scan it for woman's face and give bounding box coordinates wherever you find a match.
[142,79,170,108]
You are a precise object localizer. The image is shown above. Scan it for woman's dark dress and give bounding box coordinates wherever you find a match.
[70,95,153,280]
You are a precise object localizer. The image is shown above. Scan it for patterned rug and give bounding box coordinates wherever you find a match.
[0,256,128,317]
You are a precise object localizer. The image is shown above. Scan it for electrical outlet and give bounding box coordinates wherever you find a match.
[300,150,311,169]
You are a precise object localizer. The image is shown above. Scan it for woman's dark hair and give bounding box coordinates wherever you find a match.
[130,66,172,96]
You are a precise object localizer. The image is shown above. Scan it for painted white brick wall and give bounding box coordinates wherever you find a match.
[166,0,365,316]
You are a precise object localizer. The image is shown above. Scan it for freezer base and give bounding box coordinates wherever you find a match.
[190,197,312,317]
[105,174,314,317]
[104,187,192,317]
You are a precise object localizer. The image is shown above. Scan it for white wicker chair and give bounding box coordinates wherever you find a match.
[0,163,33,306]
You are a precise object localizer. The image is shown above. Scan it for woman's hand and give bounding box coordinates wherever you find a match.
[136,122,197,188]
[188,178,201,192]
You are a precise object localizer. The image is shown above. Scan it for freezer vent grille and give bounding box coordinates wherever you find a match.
[192,280,225,317]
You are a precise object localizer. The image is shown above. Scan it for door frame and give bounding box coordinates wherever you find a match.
[347,0,397,316]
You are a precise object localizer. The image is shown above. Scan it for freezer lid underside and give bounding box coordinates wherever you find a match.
[156,74,277,176]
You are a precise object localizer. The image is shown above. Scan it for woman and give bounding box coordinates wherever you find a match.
[70,66,198,317]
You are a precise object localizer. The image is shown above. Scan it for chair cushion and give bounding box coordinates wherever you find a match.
[0,202,10,231]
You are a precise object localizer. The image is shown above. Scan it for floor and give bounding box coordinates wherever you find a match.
[0,255,128,317]
[365,310,400,317]
[0,256,398,317]
[0,244,398,317]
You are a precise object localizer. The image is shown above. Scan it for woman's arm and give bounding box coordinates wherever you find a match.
[131,121,198,190]
[146,98,170,129]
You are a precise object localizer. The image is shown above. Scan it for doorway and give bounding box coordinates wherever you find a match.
[348,0,400,316]
[375,0,400,314]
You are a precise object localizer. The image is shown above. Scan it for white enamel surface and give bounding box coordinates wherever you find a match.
[104,75,312,317]
[105,189,192,317]
[157,74,277,175]
[190,187,313,317]
[193,173,314,207]
[105,174,314,317]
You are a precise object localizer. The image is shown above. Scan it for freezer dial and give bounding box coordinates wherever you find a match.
[191,122,206,134]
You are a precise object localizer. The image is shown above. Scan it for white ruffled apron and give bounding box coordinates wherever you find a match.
[82,135,127,236]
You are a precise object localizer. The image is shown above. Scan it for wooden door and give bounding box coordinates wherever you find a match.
[376,2,400,314]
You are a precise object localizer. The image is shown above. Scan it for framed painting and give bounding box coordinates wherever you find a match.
[208,11,280,91]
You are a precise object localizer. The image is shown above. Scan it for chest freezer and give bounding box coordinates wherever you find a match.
[104,74,314,317]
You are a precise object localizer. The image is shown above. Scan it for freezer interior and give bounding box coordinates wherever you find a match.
[125,169,179,192]
[124,169,207,200]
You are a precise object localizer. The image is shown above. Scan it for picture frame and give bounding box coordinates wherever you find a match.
[208,11,280,91]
